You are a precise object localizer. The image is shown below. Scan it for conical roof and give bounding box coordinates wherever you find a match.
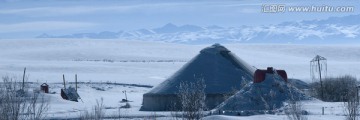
[145,43,256,95]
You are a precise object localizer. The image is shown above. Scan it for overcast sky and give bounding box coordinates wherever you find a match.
[0,0,358,38]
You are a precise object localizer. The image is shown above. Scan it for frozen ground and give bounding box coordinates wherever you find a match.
[0,39,359,119]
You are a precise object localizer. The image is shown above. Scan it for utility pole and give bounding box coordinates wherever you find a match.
[22,67,26,90]
[317,58,324,100]
[310,55,327,100]
[63,74,66,89]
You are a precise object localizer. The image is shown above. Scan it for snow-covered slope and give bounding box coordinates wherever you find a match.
[216,73,309,114]
[38,14,360,44]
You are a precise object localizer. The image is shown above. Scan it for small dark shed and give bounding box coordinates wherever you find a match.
[40,83,49,93]
[254,67,287,83]
[61,87,79,102]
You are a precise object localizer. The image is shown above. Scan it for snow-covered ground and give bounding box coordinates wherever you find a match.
[0,38,359,119]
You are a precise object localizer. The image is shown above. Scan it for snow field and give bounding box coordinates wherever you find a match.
[0,39,359,119]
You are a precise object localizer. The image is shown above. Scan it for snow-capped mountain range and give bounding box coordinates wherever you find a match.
[37,14,360,44]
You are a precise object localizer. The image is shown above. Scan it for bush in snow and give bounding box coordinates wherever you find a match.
[344,87,360,120]
[80,98,105,120]
[0,76,49,120]
[310,75,357,102]
[178,77,206,120]
[284,85,308,120]
[344,93,360,120]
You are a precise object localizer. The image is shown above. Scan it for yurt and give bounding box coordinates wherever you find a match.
[141,44,256,111]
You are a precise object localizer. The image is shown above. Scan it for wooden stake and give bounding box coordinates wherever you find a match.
[63,74,66,89]
[75,74,77,92]
[22,67,26,90]
[123,90,128,101]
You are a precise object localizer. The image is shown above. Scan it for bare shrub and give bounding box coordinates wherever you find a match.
[310,75,357,102]
[94,98,105,119]
[169,102,180,120]
[344,88,360,120]
[178,77,206,120]
[0,76,49,120]
[80,98,105,120]
[0,76,24,120]
[79,110,91,120]
[285,101,307,120]
[310,75,359,120]
[285,85,307,120]
[27,92,50,120]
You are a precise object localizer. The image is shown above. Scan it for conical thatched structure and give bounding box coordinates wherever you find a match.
[141,44,256,111]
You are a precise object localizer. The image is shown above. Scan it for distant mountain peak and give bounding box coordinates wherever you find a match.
[152,23,204,33]
[37,33,51,38]
[36,14,360,44]
[163,23,178,28]
[153,23,179,33]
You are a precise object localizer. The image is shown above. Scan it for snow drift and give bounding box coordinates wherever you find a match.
[216,71,310,115]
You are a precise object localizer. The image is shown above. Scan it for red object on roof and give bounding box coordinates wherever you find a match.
[254,67,287,83]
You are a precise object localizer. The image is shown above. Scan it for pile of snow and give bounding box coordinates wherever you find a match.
[216,72,310,115]
[288,79,310,90]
